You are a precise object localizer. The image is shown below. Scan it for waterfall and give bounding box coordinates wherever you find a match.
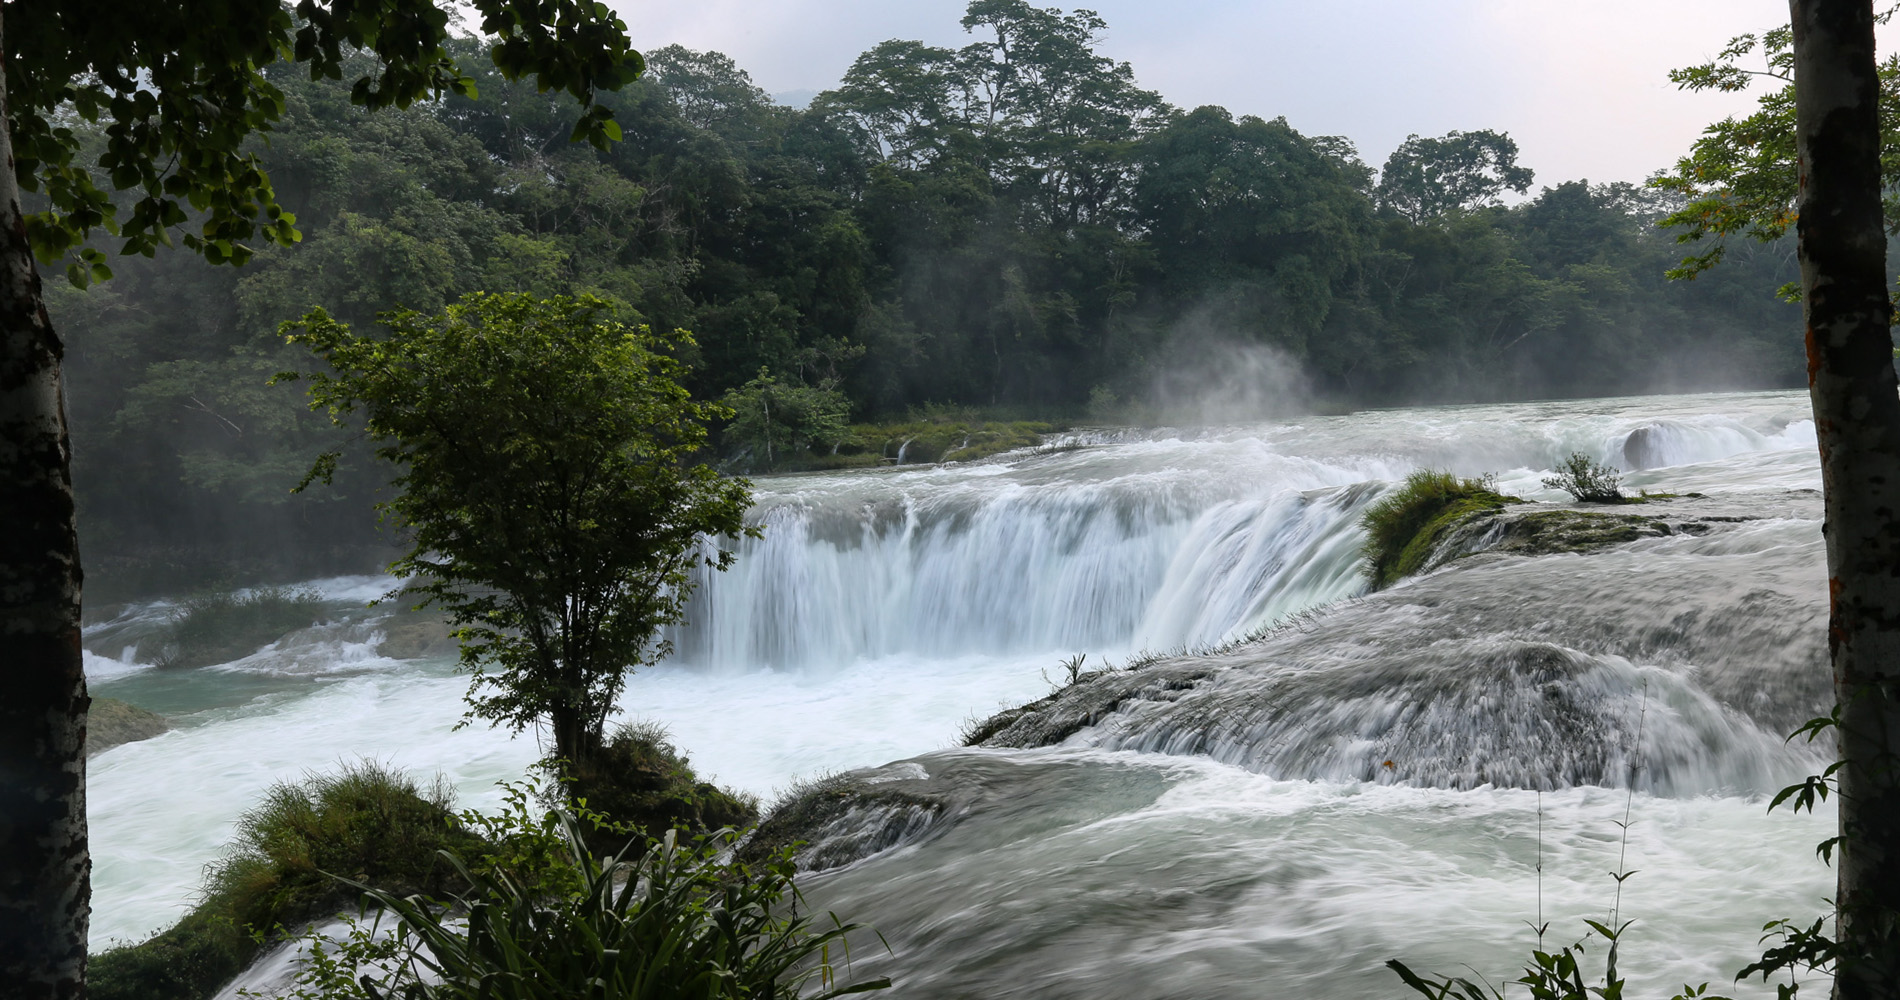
[84,390,1833,1000]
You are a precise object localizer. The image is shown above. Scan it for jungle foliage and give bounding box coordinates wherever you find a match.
[52,1,1807,596]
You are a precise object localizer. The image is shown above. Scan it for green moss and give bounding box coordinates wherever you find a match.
[1617,490,1703,504]
[91,762,479,1000]
[1362,471,1519,588]
[568,722,758,853]
[853,419,1058,465]
[156,585,328,668]
[1492,510,1673,554]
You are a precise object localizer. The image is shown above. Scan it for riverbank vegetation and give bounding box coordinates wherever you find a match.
[89,763,477,1000]
[91,750,776,1000]
[280,798,887,1000]
[49,1,1808,597]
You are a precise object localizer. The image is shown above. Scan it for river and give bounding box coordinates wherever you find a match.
[84,389,1834,997]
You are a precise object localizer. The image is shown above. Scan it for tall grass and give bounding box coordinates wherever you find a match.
[90,762,479,1000]
[1361,470,1513,588]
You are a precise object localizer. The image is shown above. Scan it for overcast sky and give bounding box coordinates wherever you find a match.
[608,0,1817,189]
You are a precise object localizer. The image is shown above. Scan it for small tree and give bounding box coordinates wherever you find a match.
[283,292,754,771]
[718,368,852,468]
[1541,452,1624,503]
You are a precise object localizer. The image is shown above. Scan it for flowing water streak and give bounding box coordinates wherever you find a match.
[83,390,1832,996]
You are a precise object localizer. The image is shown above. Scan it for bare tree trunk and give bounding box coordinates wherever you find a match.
[1790,3,1900,997]
[0,18,89,1000]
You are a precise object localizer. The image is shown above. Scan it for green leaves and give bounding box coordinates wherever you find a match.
[284,292,755,767]
[9,0,640,284]
[1651,7,1900,283]
[1376,130,1535,223]
[279,803,889,1000]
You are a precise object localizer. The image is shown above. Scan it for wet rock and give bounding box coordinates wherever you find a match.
[374,613,457,659]
[742,762,951,872]
[90,697,170,756]
[1623,424,1666,469]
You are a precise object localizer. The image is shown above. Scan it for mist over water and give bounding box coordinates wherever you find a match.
[87,390,1834,998]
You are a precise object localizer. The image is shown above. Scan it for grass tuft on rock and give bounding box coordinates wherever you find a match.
[156,585,328,668]
[1362,470,1517,588]
[89,761,479,1000]
[566,722,759,854]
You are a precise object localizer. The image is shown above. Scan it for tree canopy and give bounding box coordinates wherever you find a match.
[0,5,641,993]
[10,0,641,284]
[46,0,1810,597]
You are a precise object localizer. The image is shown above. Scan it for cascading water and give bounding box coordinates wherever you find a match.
[84,390,1835,998]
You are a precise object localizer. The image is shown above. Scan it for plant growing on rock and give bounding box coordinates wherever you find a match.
[1361,470,1515,587]
[1542,453,1625,503]
[156,585,327,669]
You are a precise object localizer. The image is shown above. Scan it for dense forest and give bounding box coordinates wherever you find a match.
[51,2,1802,597]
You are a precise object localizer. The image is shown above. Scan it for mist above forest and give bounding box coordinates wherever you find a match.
[49,1,1802,597]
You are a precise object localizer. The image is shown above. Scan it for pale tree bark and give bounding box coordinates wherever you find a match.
[1790,2,1900,997]
[0,2,90,996]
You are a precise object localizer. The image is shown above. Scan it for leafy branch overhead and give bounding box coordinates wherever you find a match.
[1650,4,1900,289]
[9,0,642,285]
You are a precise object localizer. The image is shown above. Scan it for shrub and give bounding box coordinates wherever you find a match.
[1361,470,1514,588]
[1542,452,1625,503]
[275,807,890,1000]
[91,762,480,1000]
[565,722,759,855]
[156,585,327,668]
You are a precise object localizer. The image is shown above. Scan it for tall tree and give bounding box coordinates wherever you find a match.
[1376,129,1534,222]
[1788,1,1900,997]
[0,3,639,996]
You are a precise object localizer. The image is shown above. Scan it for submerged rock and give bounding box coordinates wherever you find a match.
[89,698,170,756]
[743,762,954,872]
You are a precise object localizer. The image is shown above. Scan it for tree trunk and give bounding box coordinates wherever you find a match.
[551,701,588,772]
[0,4,91,997]
[1790,2,1900,997]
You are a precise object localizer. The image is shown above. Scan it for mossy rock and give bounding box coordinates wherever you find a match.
[156,586,328,668]
[1362,471,1519,589]
[963,663,1219,749]
[89,697,170,756]
[853,419,1058,466]
[373,612,457,659]
[90,909,252,1000]
[1489,510,1675,555]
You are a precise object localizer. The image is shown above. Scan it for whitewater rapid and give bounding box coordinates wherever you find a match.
[84,390,1834,998]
